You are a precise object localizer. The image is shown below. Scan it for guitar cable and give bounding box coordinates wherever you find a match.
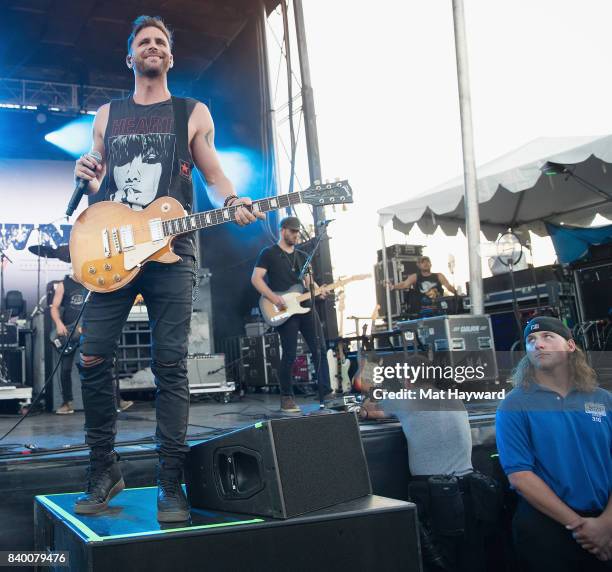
[0,291,92,443]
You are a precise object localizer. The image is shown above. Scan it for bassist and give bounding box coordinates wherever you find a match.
[50,273,87,415]
[252,216,332,413]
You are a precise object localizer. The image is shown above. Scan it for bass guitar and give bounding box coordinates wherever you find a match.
[70,181,352,293]
[49,322,81,355]
[259,274,369,327]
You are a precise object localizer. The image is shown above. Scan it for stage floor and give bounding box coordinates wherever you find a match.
[0,393,329,455]
[0,392,498,457]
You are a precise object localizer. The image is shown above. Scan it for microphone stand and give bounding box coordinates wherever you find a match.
[298,221,331,409]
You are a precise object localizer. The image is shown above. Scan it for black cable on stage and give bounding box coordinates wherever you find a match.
[0,291,92,443]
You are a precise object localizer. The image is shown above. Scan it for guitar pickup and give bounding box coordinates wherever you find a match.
[101,229,111,258]
[111,228,122,253]
[149,218,164,242]
[119,225,135,250]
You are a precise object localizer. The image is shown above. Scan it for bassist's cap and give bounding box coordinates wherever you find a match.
[280,216,301,231]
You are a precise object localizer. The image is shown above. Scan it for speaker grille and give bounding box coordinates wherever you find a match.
[270,412,371,517]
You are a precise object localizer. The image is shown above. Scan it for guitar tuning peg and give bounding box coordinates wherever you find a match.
[334,177,340,182]
[314,179,321,185]
[342,204,348,212]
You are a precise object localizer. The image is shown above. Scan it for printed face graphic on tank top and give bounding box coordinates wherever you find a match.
[108,133,175,210]
[419,279,438,294]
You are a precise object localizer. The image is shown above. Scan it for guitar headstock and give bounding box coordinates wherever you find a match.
[302,180,353,206]
[338,273,370,287]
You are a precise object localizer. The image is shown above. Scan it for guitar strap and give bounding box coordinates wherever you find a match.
[171,96,194,213]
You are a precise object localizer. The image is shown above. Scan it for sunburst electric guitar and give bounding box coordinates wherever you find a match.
[70,181,352,293]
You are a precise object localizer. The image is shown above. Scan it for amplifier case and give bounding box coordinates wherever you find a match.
[0,323,18,347]
[397,314,499,381]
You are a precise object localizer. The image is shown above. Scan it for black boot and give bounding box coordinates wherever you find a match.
[157,461,190,523]
[75,450,125,515]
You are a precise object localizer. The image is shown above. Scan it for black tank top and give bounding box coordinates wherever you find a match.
[103,96,197,256]
[416,271,443,302]
[61,276,87,325]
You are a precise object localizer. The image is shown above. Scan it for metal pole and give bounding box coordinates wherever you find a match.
[380,226,393,329]
[292,0,338,339]
[451,0,484,315]
[259,2,283,209]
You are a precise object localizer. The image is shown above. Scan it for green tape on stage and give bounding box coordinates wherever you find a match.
[100,518,265,541]
[36,495,103,542]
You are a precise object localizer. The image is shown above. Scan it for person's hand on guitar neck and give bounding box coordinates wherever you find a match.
[224,195,266,227]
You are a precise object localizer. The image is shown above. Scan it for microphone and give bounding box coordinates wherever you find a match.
[316,218,335,227]
[66,151,102,217]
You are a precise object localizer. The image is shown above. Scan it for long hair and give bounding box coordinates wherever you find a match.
[510,346,598,392]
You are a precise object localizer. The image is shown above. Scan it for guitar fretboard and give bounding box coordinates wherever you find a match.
[162,191,304,237]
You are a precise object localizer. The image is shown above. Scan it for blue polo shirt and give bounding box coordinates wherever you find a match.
[496,383,611,511]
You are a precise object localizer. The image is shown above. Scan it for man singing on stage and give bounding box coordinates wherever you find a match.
[72,15,264,523]
[251,216,331,413]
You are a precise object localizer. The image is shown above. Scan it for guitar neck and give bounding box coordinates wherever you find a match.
[162,191,305,237]
[295,279,347,303]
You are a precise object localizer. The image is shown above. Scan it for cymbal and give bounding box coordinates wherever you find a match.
[28,244,57,258]
[28,244,71,263]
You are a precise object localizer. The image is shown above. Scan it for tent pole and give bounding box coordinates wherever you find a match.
[380,225,393,329]
[293,0,338,339]
[452,0,484,315]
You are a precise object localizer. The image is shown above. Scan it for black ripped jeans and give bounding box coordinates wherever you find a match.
[79,257,194,464]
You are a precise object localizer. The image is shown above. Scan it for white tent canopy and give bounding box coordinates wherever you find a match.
[377,135,612,240]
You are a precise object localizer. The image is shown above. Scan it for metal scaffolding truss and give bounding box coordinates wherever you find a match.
[0,77,129,113]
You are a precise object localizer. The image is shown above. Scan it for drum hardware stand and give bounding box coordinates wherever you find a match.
[0,247,13,384]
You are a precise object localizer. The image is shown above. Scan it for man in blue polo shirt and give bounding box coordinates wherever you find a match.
[496,316,612,571]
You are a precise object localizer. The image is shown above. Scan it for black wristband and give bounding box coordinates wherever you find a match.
[223,195,239,207]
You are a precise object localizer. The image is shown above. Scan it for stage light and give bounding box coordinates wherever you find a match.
[217,148,258,193]
[193,147,264,212]
[44,114,95,157]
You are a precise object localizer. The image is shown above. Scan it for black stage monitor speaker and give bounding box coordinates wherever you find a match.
[185,411,372,519]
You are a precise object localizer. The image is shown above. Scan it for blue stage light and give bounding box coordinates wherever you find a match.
[194,147,265,211]
[217,148,258,193]
[44,114,95,157]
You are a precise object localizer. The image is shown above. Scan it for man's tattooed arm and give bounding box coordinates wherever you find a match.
[205,128,214,148]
